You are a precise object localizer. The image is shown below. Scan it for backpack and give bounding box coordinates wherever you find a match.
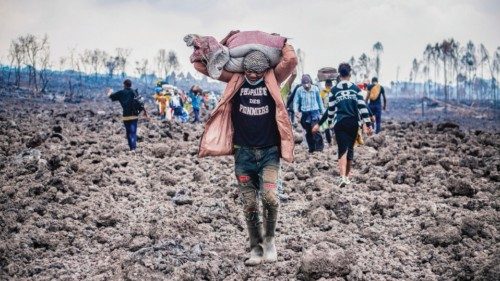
[368,84,381,101]
[286,84,301,111]
[131,89,145,115]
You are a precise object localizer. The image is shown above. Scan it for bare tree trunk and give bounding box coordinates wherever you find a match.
[434,68,438,100]
[33,68,38,92]
[421,81,425,117]
[39,72,49,93]
[27,67,32,89]
[495,74,498,111]
[467,70,471,103]
[68,75,75,102]
[15,67,20,88]
[6,64,13,84]
[444,57,448,115]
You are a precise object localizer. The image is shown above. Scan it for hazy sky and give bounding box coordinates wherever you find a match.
[1,0,499,84]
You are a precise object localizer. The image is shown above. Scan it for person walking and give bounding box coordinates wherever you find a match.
[153,90,169,120]
[192,42,297,266]
[313,63,373,186]
[320,79,334,145]
[188,85,204,123]
[107,79,148,152]
[170,90,184,122]
[293,74,325,153]
[365,77,386,134]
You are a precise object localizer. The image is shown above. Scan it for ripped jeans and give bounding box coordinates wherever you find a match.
[234,145,280,238]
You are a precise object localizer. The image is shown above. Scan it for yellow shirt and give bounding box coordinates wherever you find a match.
[320,87,331,100]
[154,94,169,112]
[320,87,331,106]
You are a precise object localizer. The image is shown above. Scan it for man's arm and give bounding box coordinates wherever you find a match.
[107,89,121,101]
[274,44,298,84]
[315,87,325,113]
[356,92,372,128]
[187,90,196,100]
[382,87,387,110]
[318,109,328,128]
[193,62,234,83]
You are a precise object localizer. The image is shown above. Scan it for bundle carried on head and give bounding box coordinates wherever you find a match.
[317,67,338,82]
[184,30,287,79]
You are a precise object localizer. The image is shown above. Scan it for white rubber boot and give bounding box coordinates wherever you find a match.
[244,244,264,266]
[244,222,263,266]
[261,237,277,262]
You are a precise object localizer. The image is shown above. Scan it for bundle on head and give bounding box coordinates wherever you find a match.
[184,30,288,79]
[317,67,338,82]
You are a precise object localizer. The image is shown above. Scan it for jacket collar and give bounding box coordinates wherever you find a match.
[336,80,353,89]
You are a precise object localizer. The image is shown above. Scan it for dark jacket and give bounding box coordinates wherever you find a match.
[319,81,372,128]
[109,88,139,120]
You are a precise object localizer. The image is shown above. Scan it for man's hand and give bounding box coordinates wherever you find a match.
[383,105,387,111]
[312,124,320,133]
[363,124,373,136]
[106,88,113,96]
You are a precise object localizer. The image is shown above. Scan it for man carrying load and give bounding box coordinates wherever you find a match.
[190,31,297,266]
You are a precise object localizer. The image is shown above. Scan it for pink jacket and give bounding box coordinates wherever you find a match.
[193,44,298,162]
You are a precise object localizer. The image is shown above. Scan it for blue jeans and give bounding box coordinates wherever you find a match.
[124,120,138,150]
[234,145,280,238]
[193,108,200,123]
[369,103,382,134]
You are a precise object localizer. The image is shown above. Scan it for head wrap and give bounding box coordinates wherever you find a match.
[243,51,270,72]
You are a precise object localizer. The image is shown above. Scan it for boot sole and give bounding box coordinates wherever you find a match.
[262,256,277,263]
[244,257,263,266]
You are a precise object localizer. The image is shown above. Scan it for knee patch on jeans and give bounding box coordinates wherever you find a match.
[262,188,279,208]
[262,168,278,189]
[241,189,259,223]
[237,175,251,184]
[240,186,258,207]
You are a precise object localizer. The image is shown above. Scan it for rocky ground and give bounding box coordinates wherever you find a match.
[0,96,499,280]
[383,98,499,133]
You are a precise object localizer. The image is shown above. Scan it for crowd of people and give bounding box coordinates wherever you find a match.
[106,38,388,267]
[151,81,218,123]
